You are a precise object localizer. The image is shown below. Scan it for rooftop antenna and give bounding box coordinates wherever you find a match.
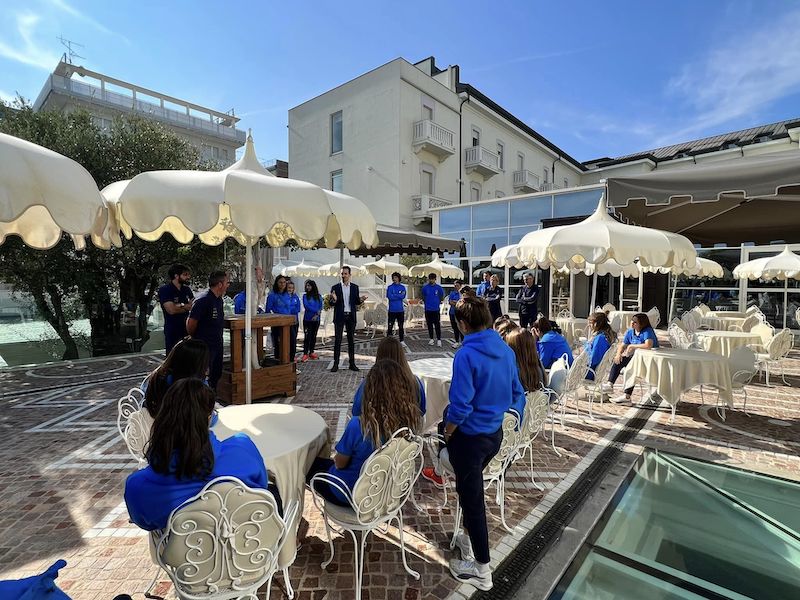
[57,36,85,64]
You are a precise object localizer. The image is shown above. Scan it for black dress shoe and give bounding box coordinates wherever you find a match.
[349,364,360,371]
[330,365,339,373]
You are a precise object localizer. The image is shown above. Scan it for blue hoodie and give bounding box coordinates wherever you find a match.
[447,328,526,435]
[287,293,301,323]
[421,282,444,311]
[584,333,611,380]
[266,290,292,315]
[302,294,323,322]
[538,331,574,369]
[386,282,407,313]
[448,290,461,316]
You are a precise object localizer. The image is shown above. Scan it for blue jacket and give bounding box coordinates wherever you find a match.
[266,291,293,315]
[351,376,427,418]
[124,432,268,531]
[476,281,489,297]
[233,291,264,315]
[538,331,574,369]
[515,284,540,316]
[287,293,301,322]
[386,283,407,313]
[448,290,461,316]
[447,328,526,435]
[623,327,659,348]
[303,294,323,322]
[584,333,611,380]
[421,283,444,311]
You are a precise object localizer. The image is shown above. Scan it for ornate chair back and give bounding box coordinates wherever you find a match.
[739,314,761,332]
[728,347,758,390]
[601,303,616,313]
[681,310,699,333]
[546,356,569,396]
[751,323,774,347]
[591,342,618,383]
[117,387,151,468]
[483,412,520,484]
[520,390,549,445]
[695,303,710,316]
[647,306,661,328]
[564,350,590,394]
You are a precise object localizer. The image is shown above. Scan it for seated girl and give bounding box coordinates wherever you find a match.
[584,312,615,380]
[351,336,426,419]
[125,378,281,531]
[532,317,574,368]
[143,337,210,418]
[607,313,659,403]
[308,359,422,506]
[504,328,546,394]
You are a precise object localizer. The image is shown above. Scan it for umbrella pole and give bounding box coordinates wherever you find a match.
[668,274,677,322]
[245,238,254,404]
[637,273,645,311]
[339,247,344,268]
[590,272,598,314]
[618,274,624,311]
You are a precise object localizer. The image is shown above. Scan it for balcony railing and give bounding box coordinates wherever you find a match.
[39,75,246,143]
[513,169,540,192]
[464,145,500,177]
[411,194,454,223]
[412,120,456,160]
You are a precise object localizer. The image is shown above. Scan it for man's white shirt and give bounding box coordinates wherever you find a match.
[341,282,351,314]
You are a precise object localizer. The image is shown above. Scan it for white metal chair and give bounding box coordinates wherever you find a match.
[556,350,592,425]
[695,303,711,316]
[756,328,793,387]
[732,314,762,333]
[610,313,623,338]
[728,347,758,416]
[795,307,800,329]
[556,308,573,319]
[310,428,423,600]
[543,356,569,457]
[668,324,702,350]
[647,306,661,328]
[429,412,520,537]
[681,310,700,333]
[117,387,151,468]
[750,322,775,349]
[154,476,298,600]
[513,390,550,490]
[669,317,687,332]
[601,303,616,313]
[579,342,618,419]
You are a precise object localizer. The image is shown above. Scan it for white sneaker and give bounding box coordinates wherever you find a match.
[611,394,631,404]
[401,341,409,351]
[449,558,492,591]
[453,532,474,561]
[601,382,613,393]
[428,339,435,346]
[437,340,442,347]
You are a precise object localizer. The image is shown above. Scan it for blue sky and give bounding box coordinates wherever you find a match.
[2,0,800,163]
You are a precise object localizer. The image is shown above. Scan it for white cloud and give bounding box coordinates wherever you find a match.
[470,47,599,75]
[0,88,17,103]
[658,8,800,144]
[47,0,128,43]
[0,12,60,70]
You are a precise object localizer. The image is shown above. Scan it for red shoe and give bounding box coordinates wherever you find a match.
[310,353,319,360]
[421,467,444,488]
[301,354,309,363]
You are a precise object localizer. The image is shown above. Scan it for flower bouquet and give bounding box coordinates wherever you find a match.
[323,293,335,311]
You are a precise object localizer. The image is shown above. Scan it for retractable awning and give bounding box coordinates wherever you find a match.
[347,225,465,256]
[607,151,800,245]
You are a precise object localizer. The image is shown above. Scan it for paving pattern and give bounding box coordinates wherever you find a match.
[0,322,798,600]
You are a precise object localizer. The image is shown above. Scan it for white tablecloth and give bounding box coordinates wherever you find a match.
[694,331,762,357]
[556,317,588,345]
[409,357,453,430]
[700,315,747,331]
[212,404,330,568]
[623,348,732,409]
[706,311,747,319]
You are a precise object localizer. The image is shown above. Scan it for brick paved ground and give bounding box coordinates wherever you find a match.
[0,322,797,600]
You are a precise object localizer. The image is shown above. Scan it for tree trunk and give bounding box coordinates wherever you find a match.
[32,287,80,360]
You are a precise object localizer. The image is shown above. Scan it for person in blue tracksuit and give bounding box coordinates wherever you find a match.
[125,378,282,531]
[301,280,323,361]
[386,272,407,345]
[422,295,525,591]
[476,271,491,298]
[608,312,659,403]
[286,280,301,362]
[265,276,292,361]
[584,311,615,380]
[533,316,574,369]
[448,280,464,345]
[421,273,445,346]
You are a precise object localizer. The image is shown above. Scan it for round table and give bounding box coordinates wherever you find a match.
[409,357,452,430]
[555,317,588,346]
[694,330,761,357]
[700,315,747,331]
[622,347,732,420]
[706,310,747,319]
[212,404,330,568]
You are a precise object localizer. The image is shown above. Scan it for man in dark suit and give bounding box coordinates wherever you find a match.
[330,265,366,372]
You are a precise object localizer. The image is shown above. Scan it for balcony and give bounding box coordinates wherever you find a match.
[411,194,454,224]
[412,120,456,161]
[464,145,500,178]
[513,169,540,193]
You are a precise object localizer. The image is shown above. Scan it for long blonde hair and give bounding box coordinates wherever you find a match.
[505,328,544,392]
[375,336,418,398]
[361,360,421,446]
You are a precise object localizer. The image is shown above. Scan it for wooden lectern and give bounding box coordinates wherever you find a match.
[217,314,297,404]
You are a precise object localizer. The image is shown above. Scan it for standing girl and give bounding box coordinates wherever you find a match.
[448,280,464,346]
[485,274,504,322]
[302,280,323,362]
[266,275,290,360]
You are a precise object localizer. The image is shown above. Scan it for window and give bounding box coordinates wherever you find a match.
[470,182,481,203]
[553,189,604,218]
[421,95,435,121]
[420,163,435,195]
[517,152,525,172]
[510,196,553,226]
[471,127,480,147]
[473,202,509,229]
[439,207,471,233]
[222,148,229,161]
[543,167,549,184]
[330,170,343,193]
[497,141,505,170]
[330,111,343,154]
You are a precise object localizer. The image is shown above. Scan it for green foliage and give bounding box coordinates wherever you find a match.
[0,97,241,358]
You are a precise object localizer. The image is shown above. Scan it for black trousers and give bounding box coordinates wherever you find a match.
[387,311,405,341]
[608,354,634,395]
[289,323,298,360]
[306,457,350,507]
[270,328,282,360]
[425,310,441,340]
[450,314,463,342]
[208,344,223,391]
[333,313,357,366]
[447,426,503,564]
[303,320,320,354]
[488,300,502,323]
[519,310,535,330]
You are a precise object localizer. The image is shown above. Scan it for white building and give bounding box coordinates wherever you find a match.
[288,57,584,230]
[34,59,246,166]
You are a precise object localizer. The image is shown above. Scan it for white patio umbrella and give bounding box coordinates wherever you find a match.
[317,262,366,277]
[516,197,697,312]
[733,246,800,281]
[491,244,525,269]
[282,260,320,278]
[361,258,408,276]
[271,261,292,278]
[0,132,113,250]
[409,253,465,279]
[103,133,377,402]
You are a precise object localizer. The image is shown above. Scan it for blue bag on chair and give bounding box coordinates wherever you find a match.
[0,560,72,600]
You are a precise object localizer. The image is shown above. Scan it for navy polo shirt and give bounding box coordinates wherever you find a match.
[158,283,194,340]
[189,290,224,349]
